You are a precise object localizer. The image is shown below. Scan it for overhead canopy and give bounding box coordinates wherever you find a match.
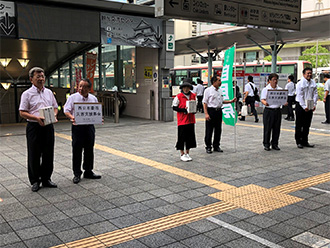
[175,13,330,56]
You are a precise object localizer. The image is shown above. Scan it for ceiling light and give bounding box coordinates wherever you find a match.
[17,58,30,68]
[0,58,12,68]
[1,82,11,90]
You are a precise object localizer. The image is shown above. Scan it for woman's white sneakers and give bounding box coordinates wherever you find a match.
[180,154,192,162]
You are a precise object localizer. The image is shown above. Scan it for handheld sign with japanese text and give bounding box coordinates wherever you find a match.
[266,90,288,106]
[74,103,102,125]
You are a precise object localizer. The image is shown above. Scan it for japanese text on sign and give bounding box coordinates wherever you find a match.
[74,103,102,125]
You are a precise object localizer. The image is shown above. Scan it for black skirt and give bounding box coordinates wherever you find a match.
[176,123,197,150]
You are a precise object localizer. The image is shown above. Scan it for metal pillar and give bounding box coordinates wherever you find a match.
[271,32,278,73]
[208,45,212,86]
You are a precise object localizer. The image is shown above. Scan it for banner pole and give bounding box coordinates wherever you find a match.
[234,43,237,153]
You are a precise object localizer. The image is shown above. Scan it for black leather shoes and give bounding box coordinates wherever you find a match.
[303,143,315,148]
[42,180,57,188]
[297,144,304,149]
[84,172,101,179]
[272,145,280,150]
[214,147,223,152]
[31,182,40,192]
[264,146,271,151]
[73,176,81,184]
[239,117,245,121]
[255,118,259,123]
[206,148,212,154]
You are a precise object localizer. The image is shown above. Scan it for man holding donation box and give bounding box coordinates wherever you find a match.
[19,67,58,192]
[260,73,288,151]
[64,78,102,184]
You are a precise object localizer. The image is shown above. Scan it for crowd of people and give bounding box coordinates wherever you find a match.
[172,67,329,161]
[18,66,329,191]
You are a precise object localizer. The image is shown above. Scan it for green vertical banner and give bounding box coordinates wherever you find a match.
[220,46,237,126]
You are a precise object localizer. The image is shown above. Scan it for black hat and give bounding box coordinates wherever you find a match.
[180,78,193,90]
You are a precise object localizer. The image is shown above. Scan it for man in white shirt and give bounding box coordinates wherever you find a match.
[64,79,102,184]
[260,73,287,151]
[295,68,318,149]
[19,67,58,192]
[284,75,296,121]
[239,75,259,122]
[322,74,330,124]
[202,75,236,153]
[195,78,205,113]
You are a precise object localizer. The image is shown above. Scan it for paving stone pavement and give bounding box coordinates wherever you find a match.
[0,106,330,248]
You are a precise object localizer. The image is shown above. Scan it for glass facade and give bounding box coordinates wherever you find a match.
[48,44,136,93]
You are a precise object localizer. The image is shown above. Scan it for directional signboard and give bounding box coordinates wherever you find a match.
[155,0,301,31]
[0,1,16,37]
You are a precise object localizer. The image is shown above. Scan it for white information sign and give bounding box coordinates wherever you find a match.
[74,103,102,125]
[155,0,301,31]
[266,90,288,106]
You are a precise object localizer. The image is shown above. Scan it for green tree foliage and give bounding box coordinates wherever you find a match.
[263,55,282,62]
[299,45,330,68]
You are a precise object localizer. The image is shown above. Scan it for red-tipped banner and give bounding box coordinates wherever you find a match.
[86,52,97,93]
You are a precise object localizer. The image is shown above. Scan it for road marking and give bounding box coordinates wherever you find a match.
[292,232,330,247]
[207,217,284,248]
[310,187,330,194]
[53,132,330,248]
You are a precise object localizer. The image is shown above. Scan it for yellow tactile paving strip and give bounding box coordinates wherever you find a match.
[55,133,236,191]
[52,202,237,248]
[209,184,303,214]
[271,172,330,194]
[53,132,330,248]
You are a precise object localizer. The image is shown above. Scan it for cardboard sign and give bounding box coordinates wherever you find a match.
[74,103,102,125]
[266,89,288,106]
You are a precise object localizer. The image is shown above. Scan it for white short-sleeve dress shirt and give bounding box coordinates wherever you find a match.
[19,85,58,122]
[202,85,223,108]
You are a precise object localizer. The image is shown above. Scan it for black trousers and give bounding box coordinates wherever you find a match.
[26,122,54,185]
[72,125,95,177]
[263,108,281,147]
[197,96,203,112]
[295,103,313,145]
[286,95,295,118]
[176,123,196,150]
[205,108,222,149]
[325,95,330,123]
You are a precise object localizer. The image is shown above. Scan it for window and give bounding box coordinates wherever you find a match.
[72,55,83,92]
[245,52,257,62]
[189,69,200,83]
[174,70,188,85]
[49,70,59,88]
[281,64,295,74]
[59,62,70,88]
[245,66,254,73]
[121,46,136,93]
[101,45,136,93]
